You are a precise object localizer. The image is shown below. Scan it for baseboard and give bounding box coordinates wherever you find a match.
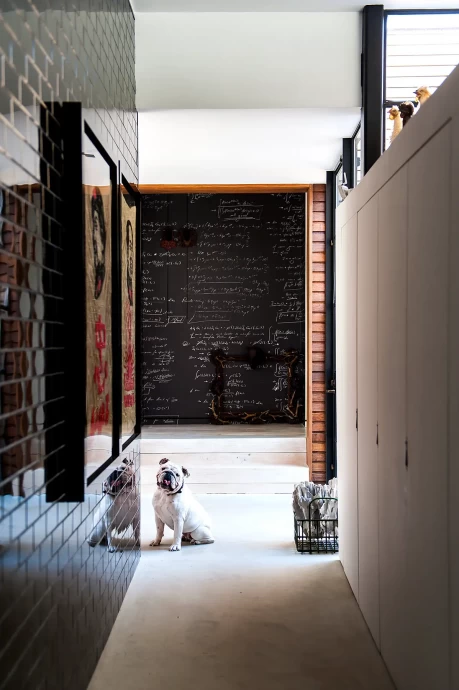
[141,482,297,494]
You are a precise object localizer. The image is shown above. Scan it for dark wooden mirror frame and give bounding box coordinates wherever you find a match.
[209,348,302,425]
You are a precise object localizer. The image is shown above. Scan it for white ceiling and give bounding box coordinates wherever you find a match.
[136,12,361,110]
[136,11,362,179]
[139,108,361,184]
[133,0,459,11]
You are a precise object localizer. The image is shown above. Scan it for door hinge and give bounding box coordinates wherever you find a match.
[356,409,358,431]
[376,423,379,446]
[405,438,409,468]
[330,238,334,247]
[326,378,336,394]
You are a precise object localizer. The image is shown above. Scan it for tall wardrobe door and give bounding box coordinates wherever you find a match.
[337,214,358,598]
[336,222,343,476]
[406,124,451,690]
[357,196,379,647]
[378,166,409,689]
[450,116,459,690]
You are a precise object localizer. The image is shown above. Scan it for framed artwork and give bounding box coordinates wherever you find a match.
[82,124,117,475]
[45,107,140,498]
[120,177,140,447]
[0,188,4,245]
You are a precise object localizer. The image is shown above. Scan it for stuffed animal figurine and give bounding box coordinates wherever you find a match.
[179,227,197,248]
[414,86,432,106]
[388,105,403,143]
[337,172,349,200]
[399,101,415,127]
[247,346,267,369]
[160,226,177,250]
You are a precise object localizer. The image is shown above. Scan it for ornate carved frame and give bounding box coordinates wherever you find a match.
[209,348,302,424]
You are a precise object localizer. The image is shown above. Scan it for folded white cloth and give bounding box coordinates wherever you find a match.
[293,478,338,539]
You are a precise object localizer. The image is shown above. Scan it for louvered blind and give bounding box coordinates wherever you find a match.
[385,12,459,148]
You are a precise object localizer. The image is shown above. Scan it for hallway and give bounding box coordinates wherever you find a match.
[88,495,394,690]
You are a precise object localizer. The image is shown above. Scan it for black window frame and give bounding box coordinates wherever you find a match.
[342,137,355,191]
[334,159,344,209]
[352,124,362,186]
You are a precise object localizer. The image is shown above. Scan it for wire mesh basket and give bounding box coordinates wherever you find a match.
[294,496,338,554]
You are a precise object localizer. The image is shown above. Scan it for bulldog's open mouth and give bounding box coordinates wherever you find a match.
[159,470,177,490]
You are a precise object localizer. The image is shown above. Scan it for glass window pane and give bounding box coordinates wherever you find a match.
[384,12,459,149]
[354,127,362,185]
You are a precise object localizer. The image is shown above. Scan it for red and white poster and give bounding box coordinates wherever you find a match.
[84,174,113,464]
[120,186,136,440]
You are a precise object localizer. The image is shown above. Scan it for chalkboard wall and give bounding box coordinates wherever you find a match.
[141,193,305,423]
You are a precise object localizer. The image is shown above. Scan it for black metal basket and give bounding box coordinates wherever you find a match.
[294,496,338,554]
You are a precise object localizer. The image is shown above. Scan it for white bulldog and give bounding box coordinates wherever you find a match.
[87,458,139,553]
[150,458,214,552]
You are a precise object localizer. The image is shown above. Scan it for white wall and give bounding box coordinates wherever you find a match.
[136,12,361,110]
[139,108,360,183]
[0,108,40,186]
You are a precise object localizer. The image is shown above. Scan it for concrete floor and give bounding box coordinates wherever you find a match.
[88,495,394,690]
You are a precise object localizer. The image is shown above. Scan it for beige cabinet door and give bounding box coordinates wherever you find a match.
[357,195,380,647]
[378,166,409,689]
[450,115,459,690]
[336,214,358,598]
[405,124,451,690]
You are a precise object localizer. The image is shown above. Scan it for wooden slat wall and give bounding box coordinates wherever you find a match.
[310,184,326,483]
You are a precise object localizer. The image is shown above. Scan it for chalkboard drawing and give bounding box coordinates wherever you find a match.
[218,204,263,221]
[160,226,177,250]
[190,193,213,203]
[188,311,231,324]
[91,187,107,300]
[277,310,303,324]
[178,227,197,248]
[141,192,305,423]
[209,348,302,424]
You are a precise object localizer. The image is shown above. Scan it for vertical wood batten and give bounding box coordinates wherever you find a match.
[311,184,327,482]
[307,189,313,476]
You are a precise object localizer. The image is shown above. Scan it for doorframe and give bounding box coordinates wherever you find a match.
[137,184,310,195]
[138,183,314,474]
[325,173,337,481]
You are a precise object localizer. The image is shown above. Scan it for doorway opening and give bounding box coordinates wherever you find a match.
[138,183,326,495]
